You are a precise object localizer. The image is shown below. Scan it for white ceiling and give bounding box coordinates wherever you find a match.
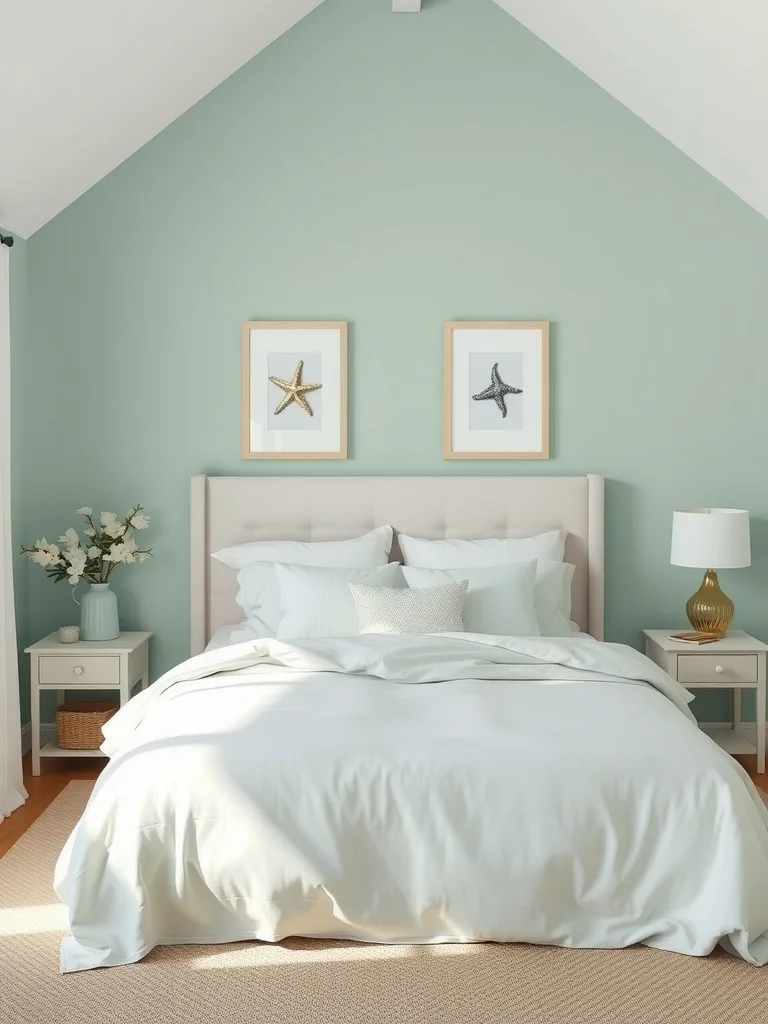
[0,0,323,237]
[1,0,767,237]
[494,0,768,221]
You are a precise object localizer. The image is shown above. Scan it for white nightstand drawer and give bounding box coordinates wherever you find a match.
[39,655,120,686]
[677,654,758,685]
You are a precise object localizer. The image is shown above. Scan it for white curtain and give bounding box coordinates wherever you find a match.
[0,242,26,819]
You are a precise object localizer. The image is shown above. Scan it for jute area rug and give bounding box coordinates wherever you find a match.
[1,782,766,1024]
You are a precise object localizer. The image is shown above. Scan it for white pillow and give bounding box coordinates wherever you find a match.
[533,561,575,636]
[350,580,468,635]
[213,525,393,570]
[402,562,539,636]
[399,529,566,568]
[275,562,405,638]
[214,527,394,636]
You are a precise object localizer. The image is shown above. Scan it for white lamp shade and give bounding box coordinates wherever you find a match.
[670,508,751,569]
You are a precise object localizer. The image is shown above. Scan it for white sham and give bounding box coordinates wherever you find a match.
[401,562,539,636]
[275,562,405,638]
[399,529,565,568]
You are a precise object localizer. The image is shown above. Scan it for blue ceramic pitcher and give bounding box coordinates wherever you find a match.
[75,583,120,641]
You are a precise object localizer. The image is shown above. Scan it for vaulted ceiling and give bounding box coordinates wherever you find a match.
[1,0,766,237]
[496,0,768,226]
[0,0,323,237]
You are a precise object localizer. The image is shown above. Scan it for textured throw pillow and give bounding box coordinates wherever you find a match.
[402,562,539,636]
[350,580,468,635]
[398,529,565,568]
[275,562,405,638]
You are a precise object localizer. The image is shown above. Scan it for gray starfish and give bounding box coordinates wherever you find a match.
[472,363,523,418]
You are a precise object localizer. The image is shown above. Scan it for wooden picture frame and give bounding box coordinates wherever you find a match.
[242,321,348,460]
[443,321,549,460]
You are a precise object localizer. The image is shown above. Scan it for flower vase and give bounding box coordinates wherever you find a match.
[77,583,120,641]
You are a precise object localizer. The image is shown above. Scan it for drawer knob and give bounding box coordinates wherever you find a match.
[715,665,724,674]
[73,665,84,676]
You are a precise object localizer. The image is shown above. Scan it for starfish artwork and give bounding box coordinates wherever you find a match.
[269,360,322,417]
[472,362,523,418]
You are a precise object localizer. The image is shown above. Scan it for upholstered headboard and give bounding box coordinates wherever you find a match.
[190,474,605,654]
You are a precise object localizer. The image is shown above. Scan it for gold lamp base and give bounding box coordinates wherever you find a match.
[686,569,734,637]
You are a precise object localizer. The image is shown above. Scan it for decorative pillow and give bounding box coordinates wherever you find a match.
[398,529,566,568]
[535,561,576,636]
[350,580,468,635]
[401,562,539,636]
[213,527,394,636]
[274,562,405,639]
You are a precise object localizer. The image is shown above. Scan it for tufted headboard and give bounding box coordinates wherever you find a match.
[190,474,604,654]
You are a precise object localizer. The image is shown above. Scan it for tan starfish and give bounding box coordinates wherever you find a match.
[269,360,322,417]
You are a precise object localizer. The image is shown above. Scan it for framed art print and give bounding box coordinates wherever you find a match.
[443,321,549,460]
[242,321,347,459]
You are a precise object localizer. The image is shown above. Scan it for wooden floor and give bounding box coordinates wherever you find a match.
[0,752,102,858]
[2,750,767,860]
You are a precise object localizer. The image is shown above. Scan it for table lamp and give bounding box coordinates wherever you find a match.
[670,508,750,636]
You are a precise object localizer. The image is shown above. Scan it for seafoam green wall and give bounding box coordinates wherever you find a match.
[19,0,768,724]
[3,228,29,723]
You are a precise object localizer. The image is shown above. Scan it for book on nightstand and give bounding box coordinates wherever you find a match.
[668,631,722,645]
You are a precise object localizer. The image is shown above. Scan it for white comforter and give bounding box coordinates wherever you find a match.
[54,633,768,972]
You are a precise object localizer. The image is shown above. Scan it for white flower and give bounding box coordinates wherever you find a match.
[100,512,126,539]
[66,544,85,581]
[104,536,137,564]
[65,549,87,573]
[28,539,62,567]
[129,511,150,531]
[58,527,80,549]
[87,546,100,559]
[77,507,92,516]
[84,527,95,537]
[31,546,60,567]
[137,551,150,563]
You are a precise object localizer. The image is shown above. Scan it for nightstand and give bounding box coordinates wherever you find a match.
[25,631,152,776]
[643,629,766,773]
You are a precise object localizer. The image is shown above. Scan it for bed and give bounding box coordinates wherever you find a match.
[53,475,768,972]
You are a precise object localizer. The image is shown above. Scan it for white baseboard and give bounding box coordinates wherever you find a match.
[701,721,759,732]
[20,722,56,755]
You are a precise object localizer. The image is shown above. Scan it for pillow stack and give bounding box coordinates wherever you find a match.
[211,526,575,640]
[397,530,574,637]
[212,526,394,637]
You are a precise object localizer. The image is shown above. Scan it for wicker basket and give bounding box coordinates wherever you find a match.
[56,701,119,750]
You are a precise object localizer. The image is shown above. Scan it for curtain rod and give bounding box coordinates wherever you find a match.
[0,234,13,248]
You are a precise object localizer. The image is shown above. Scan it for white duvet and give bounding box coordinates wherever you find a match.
[54,633,768,973]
